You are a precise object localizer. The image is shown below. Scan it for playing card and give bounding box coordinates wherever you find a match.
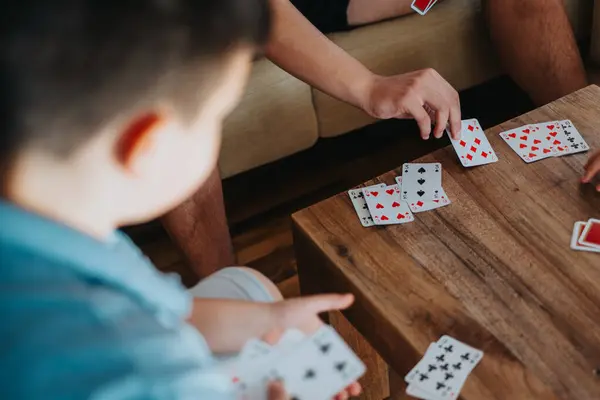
[405,337,483,400]
[559,120,589,155]
[396,176,451,213]
[348,186,383,227]
[530,121,570,156]
[239,339,273,363]
[363,184,415,225]
[499,124,556,163]
[411,0,436,15]
[269,325,366,400]
[448,119,498,168]
[578,219,600,250]
[570,221,600,253]
[401,163,442,202]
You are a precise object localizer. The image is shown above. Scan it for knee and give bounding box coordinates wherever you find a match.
[237,267,284,302]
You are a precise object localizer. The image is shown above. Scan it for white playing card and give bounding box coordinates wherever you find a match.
[529,121,570,157]
[363,184,415,225]
[270,325,366,400]
[348,186,383,227]
[396,177,451,213]
[499,124,555,163]
[448,119,498,168]
[559,120,589,155]
[401,163,442,202]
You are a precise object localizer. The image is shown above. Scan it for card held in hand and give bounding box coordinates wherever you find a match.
[448,119,498,168]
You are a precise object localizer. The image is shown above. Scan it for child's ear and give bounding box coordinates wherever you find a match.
[116,112,165,173]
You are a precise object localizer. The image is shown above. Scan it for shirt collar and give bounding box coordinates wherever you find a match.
[0,200,191,322]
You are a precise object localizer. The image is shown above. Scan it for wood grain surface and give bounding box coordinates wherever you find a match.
[292,86,600,399]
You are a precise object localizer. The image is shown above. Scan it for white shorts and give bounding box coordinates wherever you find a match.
[187,267,275,303]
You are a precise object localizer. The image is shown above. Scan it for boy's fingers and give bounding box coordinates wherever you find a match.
[268,381,288,400]
[582,155,600,183]
[301,294,354,315]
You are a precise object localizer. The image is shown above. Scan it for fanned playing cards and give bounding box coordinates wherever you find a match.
[499,119,589,163]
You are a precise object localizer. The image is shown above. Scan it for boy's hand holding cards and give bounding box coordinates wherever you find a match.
[227,326,366,400]
[447,119,498,168]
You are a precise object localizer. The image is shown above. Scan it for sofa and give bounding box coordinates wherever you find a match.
[219,0,594,180]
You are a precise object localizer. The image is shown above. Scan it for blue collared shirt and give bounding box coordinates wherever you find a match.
[0,201,233,399]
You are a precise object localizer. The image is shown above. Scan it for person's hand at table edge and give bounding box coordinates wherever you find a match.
[582,150,600,191]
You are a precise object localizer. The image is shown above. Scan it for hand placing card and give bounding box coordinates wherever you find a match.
[220,326,366,400]
[499,119,589,163]
[405,336,484,400]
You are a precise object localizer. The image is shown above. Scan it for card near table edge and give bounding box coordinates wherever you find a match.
[578,218,600,249]
[571,221,600,253]
[411,0,435,15]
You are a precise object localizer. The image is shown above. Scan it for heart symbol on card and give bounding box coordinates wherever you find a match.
[529,153,537,158]
[553,140,561,145]
[397,213,406,219]
[543,148,551,154]
[519,144,527,149]
[520,135,528,141]
[534,139,541,144]
[509,133,517,139]
[376,203,384,209]
[550,131,558,137]
[380,215,389,221]
[370,191,379,197]
[386,189,394,195]
[547,125,555,130]
[522,129,531,134]
[532,146,539,151]
[392,202,400,208]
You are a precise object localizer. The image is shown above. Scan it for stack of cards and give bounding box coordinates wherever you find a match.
[411,0,439,15]
[349,163,452,227]
[405,336,484,400]
[570,219,600,254]
[499,120,589,163]
[215,326,366,400]
[447,119,499,168]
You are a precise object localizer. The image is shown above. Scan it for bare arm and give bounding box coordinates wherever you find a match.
[265,0,373,109]
[264,0,462,138]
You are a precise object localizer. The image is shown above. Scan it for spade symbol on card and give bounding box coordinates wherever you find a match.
[417,190,425,197]
[418,167,426,174]
[335,362,346,372]
[417,178,426,185]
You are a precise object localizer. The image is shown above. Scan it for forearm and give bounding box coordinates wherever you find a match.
[265,0,374,109]
[188,298,275,354]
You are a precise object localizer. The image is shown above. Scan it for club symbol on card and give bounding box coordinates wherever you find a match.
[436,382,447,391]
[418,373,429,382]
[460,353,471,362]
[443,345,454,353]
[445,372,454,381]
[304,369,316,380]
[452,362,462,371]
[319,343,331,354]
[335,362,346,372]
[439,363,449,371]
[436,354,445,363]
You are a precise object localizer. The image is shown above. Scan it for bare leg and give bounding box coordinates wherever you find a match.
[347,0,414,26]
[484,0,587,106]
[161,167,235,279]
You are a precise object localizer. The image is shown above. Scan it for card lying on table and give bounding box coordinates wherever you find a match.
[364,183,414,225]
[577,219,600,250]
[405,336,484,400]
[411,0,438,15]
[401,163,442,203]
[396,176,451,213]
[448,119,498,168]
[348,185,384,227]
[570,221,600,253]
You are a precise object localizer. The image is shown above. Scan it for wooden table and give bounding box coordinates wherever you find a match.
[292,86,600,400]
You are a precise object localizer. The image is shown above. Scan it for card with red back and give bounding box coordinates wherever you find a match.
[570,221,600,253]
[578,219,600,249]
[411,0,436,15]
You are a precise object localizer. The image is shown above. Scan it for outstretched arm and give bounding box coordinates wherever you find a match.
[265,0,462,139]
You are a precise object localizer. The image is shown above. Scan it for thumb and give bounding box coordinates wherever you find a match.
[268,381,289,400]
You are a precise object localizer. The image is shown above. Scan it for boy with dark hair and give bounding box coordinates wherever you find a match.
[0,1,360,398]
